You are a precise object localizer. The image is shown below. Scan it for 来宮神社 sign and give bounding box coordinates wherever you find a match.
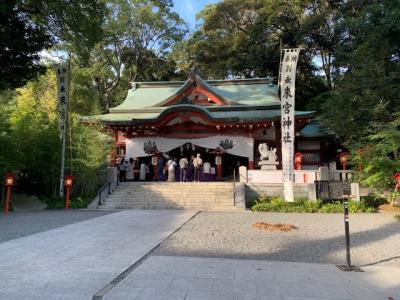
[280,49,301,202]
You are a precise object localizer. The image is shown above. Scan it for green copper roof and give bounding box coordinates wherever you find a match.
[85,104,314,124]
[300,121,328,137]
[110,76,280,112]
[111,85,181,110]
[212,82,279,106]
[86,74,312,125]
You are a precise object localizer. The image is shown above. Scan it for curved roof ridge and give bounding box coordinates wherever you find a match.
[155,73,233,107]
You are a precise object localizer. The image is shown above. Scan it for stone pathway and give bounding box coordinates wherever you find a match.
[0,210,197,300]
[104,255,400,300]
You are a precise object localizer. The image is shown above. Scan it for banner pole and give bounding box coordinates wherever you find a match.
[56,61,70,199]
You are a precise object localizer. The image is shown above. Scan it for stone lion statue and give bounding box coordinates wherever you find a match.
[258,143,277,161]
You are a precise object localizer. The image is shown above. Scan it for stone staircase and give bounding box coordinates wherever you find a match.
[99,182,243,211]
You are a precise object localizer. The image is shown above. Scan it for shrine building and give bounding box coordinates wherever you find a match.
[90,73,326,179]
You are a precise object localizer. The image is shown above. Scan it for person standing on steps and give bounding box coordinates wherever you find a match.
[126,158,134,181]
[179,156,189,182]
[119,159,127,182]
[166,157,177,182]
[193,153,203,182]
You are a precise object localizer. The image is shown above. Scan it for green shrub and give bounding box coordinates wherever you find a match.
[251,196,376,213]
[252,197,320,213]
[361,194,387,208]
[40,195,92,209]
[70,196,91,209]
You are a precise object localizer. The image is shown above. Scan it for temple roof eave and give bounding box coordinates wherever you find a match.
[82,108,315,126]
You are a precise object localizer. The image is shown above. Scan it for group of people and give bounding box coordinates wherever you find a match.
[117,157,151,182]
[117,153,215,182]
[157,153,207,182]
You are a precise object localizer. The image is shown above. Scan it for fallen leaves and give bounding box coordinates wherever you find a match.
[252,222,297,232]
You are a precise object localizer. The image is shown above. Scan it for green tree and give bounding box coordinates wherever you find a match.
[3,70,111,197]
[0,0,51,90]
[87,0,188,112]
[172,0,326,109]
[313,0,400,190]
[23,0,106,63]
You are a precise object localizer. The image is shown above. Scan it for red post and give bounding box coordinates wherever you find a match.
[4,186,11,215]
[248,160,254,170]
[3,173,15,214]
[152,154,160,180]
[65,187,70,209]
[64,175,74,209]
[216,155,223,180]
[339,152,349,171]
[394,173,400,191]
[294,152,304,170]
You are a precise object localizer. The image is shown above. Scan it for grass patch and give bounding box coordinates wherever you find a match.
[251,196,376,213]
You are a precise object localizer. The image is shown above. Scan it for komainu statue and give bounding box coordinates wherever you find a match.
[258,143,279,170]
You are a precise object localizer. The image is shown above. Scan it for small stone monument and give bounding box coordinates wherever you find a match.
[258,143,279,170]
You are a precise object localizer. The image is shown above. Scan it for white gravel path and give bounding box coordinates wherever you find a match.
[155,211,400,267]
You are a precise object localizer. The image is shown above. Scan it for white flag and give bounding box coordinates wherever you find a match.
[55,63,69,139]
[280,49,300,202]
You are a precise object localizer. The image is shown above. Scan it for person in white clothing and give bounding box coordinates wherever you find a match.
[126,158,134,181]
[139,161,147,181]
[203,161,211,174]
[193,153,203,182]
[179,157,189,182]
[167,158,176,182]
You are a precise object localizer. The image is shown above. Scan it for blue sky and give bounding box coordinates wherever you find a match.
[172,0,220,30]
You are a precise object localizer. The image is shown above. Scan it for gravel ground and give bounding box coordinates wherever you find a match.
[0,210,116,243]
[155,211,400,267]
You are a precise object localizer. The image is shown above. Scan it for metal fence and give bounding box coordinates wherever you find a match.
[315,180,351,200]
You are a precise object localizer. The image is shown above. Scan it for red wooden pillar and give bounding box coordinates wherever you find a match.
[152,153,160,180]
[215,154,223,180]
[110,129,118,167]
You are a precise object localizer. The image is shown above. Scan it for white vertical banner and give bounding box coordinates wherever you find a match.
[55,63,69,139]
[55,62,70,198]
[280,48,300,202]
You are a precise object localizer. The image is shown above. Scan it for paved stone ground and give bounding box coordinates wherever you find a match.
[155,211,400,267]
[0,210,197,300]
[104,255,400,300]
[0,210,115,243]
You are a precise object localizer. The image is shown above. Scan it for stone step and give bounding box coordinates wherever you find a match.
[100,204,241,211]
[98,182,241,211]
[114,188,234,193]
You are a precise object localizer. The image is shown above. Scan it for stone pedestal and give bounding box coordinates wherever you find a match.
[239,166,247,183]
[258,161,279,171]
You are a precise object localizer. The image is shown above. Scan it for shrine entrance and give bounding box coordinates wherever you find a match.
[165,143,248,181]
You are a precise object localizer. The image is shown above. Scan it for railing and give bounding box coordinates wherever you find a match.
[233,169,236,205]
[90,167,118,208]
[327,170,353,181]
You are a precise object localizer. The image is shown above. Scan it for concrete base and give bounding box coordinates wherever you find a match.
[258,161,279,170]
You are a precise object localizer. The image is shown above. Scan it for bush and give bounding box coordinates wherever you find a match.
[251,196,376,213]
[41,195,92,209]
[361,194,387,208]
[252,197,320,213]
